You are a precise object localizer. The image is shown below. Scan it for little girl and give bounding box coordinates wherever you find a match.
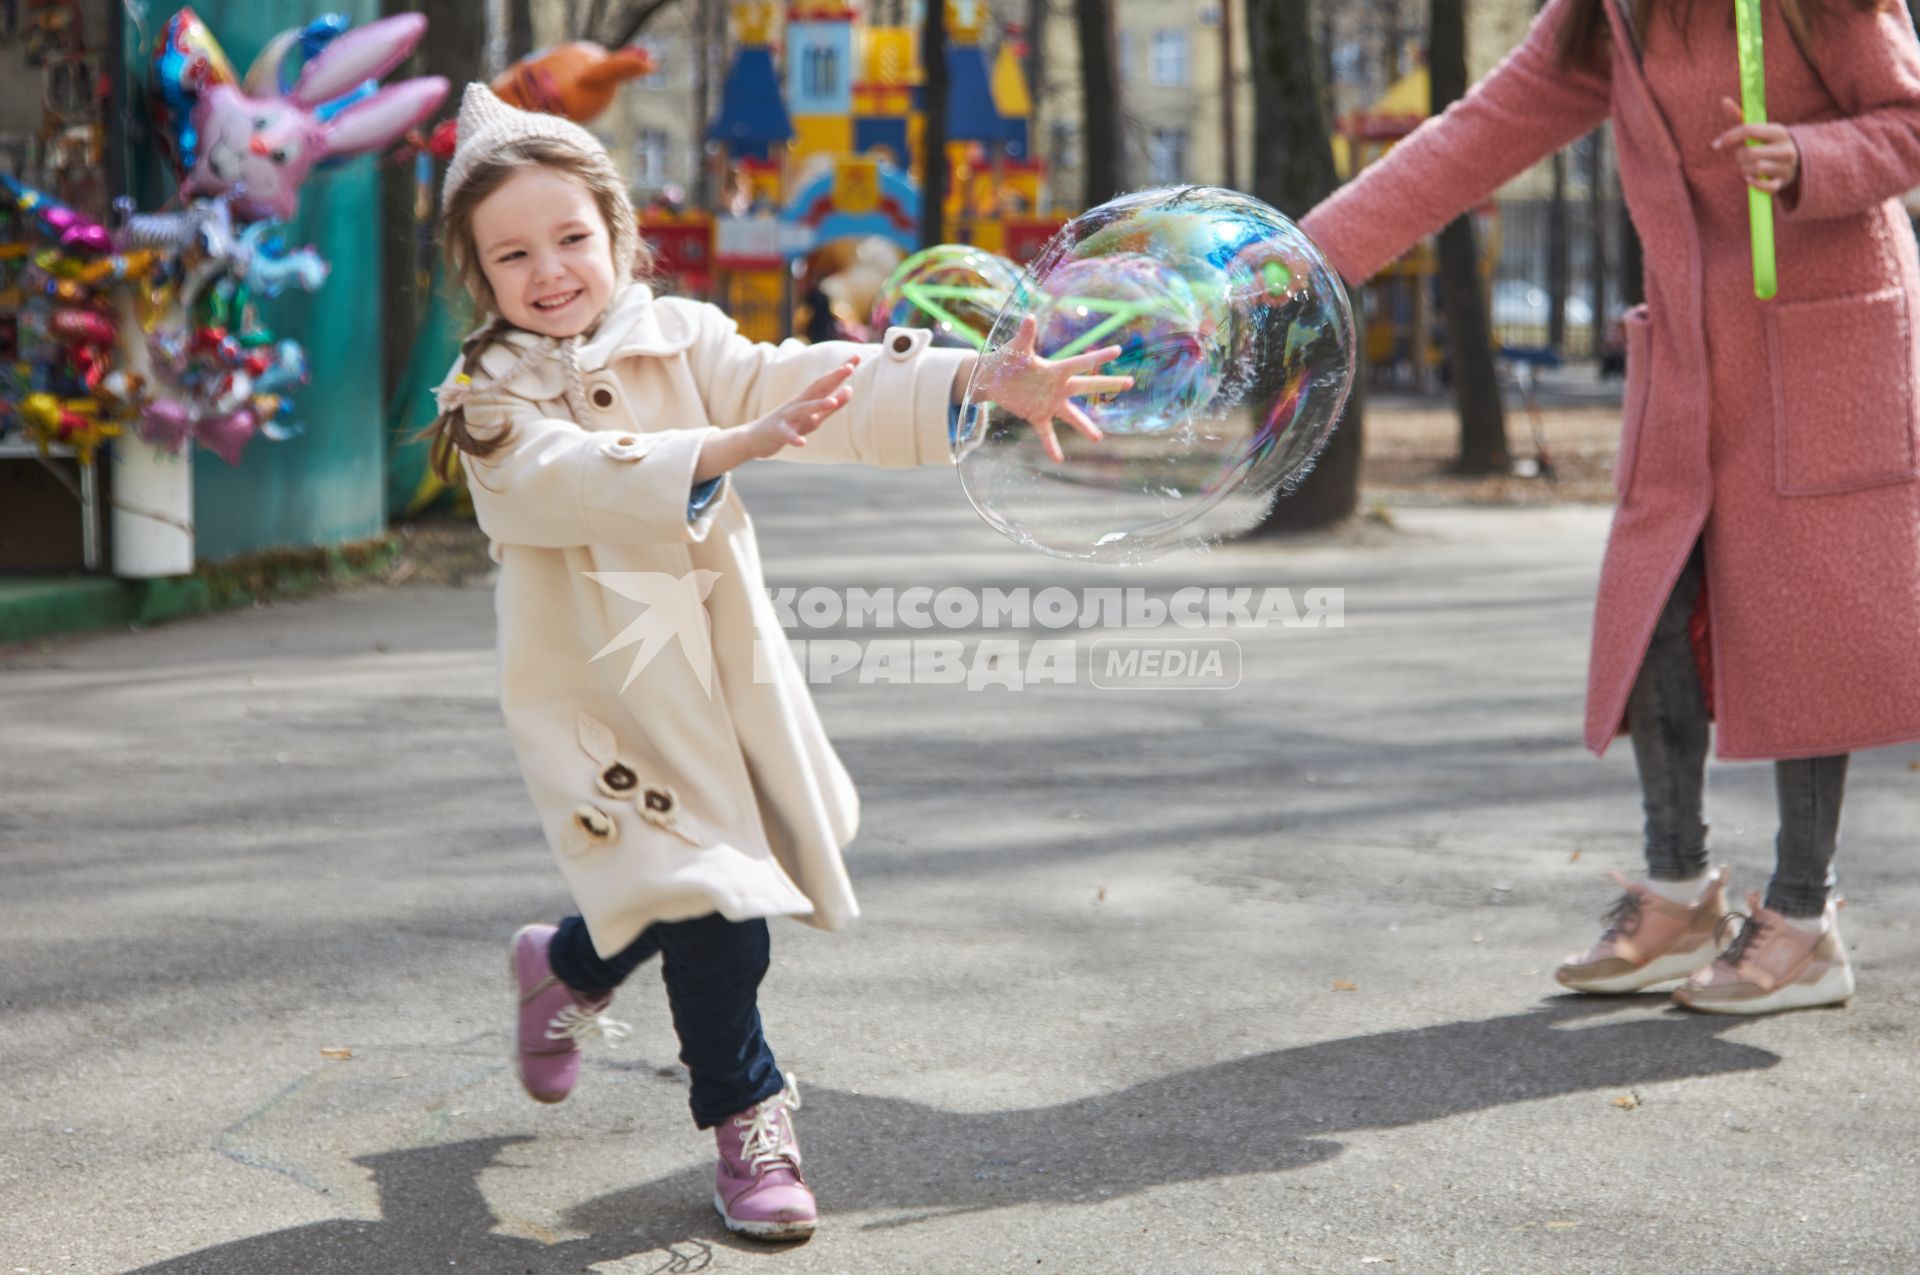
[1301,0,1920,1014]
[425,84,1124,1240]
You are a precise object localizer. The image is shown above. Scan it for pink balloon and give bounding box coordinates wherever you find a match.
[197,407,258,465]
[137,400,195,452]
[50,214,113,255]
[181,12,445,222]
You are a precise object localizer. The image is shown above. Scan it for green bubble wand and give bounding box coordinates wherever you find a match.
[1736,0,1778,300]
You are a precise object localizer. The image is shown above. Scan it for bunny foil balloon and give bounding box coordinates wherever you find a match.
[159,11,448,223]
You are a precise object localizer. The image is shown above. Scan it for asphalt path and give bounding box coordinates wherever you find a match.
[3,460,1914,1273]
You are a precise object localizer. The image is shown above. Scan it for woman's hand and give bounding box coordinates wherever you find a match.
[695,357,858,480]
[1713,96,1801,196]
[973,315,1134,463]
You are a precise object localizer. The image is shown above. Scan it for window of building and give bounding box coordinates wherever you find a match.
[1116,30,1133,85]
[803,43,842,99]
[1050,120,1080,171]
[1149,29,1189,87]
[637,38,675,89]
[633,129,672,186]
[1148,127,1187,185]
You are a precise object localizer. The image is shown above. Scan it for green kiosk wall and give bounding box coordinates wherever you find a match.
[122,1,387,561]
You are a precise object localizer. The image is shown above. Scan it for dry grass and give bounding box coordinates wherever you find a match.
[377,403,1629,585]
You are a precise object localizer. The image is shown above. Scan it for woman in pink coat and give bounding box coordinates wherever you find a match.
[1301,0,1920,1014]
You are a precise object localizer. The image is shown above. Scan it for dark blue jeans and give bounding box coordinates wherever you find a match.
[1627,542,1848,917]
[546,911,783,1129]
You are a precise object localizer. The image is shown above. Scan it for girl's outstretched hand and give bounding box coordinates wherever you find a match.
[697,357,858,480]
[1712,96,1800,196]
[974,315,1134,463]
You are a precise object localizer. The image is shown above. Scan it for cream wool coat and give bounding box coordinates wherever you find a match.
[442,283,969,957]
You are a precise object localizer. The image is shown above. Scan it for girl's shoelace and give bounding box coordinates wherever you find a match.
[734,1076,804,1177]
[544,1002,632,1045]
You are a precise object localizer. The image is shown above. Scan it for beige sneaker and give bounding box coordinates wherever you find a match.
[1555,867,1730,994]
[1672,894,1854,1015]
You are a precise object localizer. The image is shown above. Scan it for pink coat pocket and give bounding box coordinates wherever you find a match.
[1766,287,1920,496]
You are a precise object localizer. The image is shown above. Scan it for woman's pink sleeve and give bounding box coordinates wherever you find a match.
[1299,0,1611,285]
[1781,5,1920,223]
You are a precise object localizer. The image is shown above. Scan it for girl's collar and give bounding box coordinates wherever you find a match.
[469,281,698,398]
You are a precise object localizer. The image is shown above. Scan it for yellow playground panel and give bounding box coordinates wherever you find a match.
[706,0,1057,343]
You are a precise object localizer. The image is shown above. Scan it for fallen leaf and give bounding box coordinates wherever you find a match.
[1610,1093,1639,1110]
[390,1072,410,1080]
[1470,935,1484,944]
[1096,887,1107,903]
[320,1047,353,1060]
[1546,1220,1579,1230]
[1569,850,1583,863]
[1360,1258,1396,1266]
[1332,979,1358,992]
[1909,759,1920,772]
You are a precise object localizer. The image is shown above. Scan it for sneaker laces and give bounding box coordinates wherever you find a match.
[1714,909,1764,967]
[545,1001,632,1046]
[733,1075,803,1177]
[1600,882,1644,941]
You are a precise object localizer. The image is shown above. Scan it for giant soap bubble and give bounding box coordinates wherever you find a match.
[957,186,1355,563]
[1032,253,1222,435]
[873,244,1022,350]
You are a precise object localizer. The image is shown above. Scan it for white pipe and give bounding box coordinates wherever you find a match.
[109,292,195,578]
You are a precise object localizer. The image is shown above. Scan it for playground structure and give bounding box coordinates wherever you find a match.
[645,0,1067,344]
[1332,61,1503,389]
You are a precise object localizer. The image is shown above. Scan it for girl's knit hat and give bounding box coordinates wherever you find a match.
[441,82,640,283]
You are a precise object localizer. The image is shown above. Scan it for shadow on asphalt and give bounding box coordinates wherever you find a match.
[130,996,1774,1272]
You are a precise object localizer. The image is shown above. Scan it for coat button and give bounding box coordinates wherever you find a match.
[571,803,618,845]
[614,435,637,447]
[892,334,913,354]
[596,763,638,798]
[590,387,615,409]
[643,788,674,815]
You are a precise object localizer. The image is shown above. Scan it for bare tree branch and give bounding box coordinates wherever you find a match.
[607,0,683,47]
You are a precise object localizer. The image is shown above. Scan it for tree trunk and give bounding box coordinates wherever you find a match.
[507,0,535,63]
[921,0,949,246]
[1244,0,1363,533]
[380,0,488,404]
[692,0,717,209]
[1431,0,1508,473]
[1075,0,1122,207]
[1587,128,1608,350]
[1548,148,1568,353]
[1382,0,1403,80]
[1317,0,1335,127]
[1619,199,1644,306]
[1026,0,1047,151]
[1219,0,1237,190]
